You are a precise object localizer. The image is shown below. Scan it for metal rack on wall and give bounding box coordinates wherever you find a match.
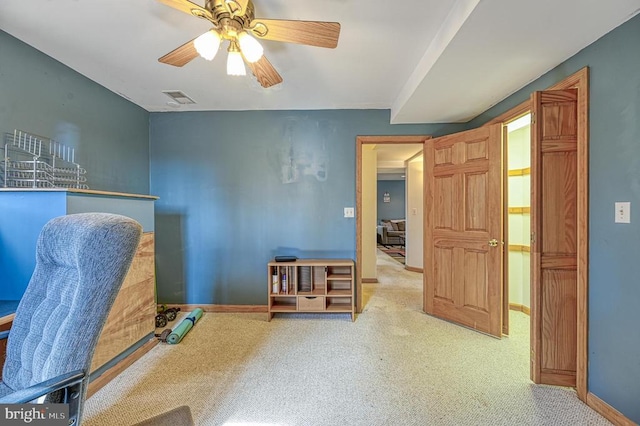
[1,129,88,189]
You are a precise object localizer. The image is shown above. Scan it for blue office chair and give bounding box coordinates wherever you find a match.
[0,213,142,425]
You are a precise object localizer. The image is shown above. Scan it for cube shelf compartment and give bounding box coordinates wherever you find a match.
[267,259,354,321]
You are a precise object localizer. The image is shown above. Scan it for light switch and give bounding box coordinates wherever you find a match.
[615,202,630,223]
[412,208,418,216]
[344,207,355,218]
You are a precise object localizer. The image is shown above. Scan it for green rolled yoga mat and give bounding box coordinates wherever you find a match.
[166,308,204,344]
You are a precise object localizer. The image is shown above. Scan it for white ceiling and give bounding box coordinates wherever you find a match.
[376,144,423,180]
[1,0,639,123]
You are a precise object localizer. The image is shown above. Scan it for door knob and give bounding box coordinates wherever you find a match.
[488,239,499,247]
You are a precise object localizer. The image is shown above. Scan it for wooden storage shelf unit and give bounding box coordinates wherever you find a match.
[268,259,355,321]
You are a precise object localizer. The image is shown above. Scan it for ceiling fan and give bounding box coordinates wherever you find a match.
[157,0,341,88]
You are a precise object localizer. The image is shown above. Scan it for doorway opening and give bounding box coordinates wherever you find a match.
[484,67,588,398]
[356,135,429,312]
[376,147,424,270]
[504,113,531,338]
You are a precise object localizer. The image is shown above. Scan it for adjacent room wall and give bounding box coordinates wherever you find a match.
[0,30,150,194]
[362,146,378,280]
[467,13,640,424]
[405,154,423,270]
[149,110,463,305]
[377,180,406,222]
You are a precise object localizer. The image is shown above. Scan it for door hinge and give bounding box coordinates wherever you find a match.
[531,232,536,244]
[531,112,536,125]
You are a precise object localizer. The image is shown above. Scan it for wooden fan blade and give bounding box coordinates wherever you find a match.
[246,55,283,88]
[250,19,340,48]
[157,0,213,20]
[158,38,199,67]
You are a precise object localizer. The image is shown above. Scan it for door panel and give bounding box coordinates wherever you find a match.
[542,153,577,254]
[466,173,488,230]
[424,125,503,338]
[434,247,454,302]
[531,88,578,386]
[541,270,577,372]
[434,176,455,229]
[463,250,488,311]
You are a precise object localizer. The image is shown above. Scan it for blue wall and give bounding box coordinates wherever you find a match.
[377,180,406,222]
[467,13,640,424]
[0,191,156,300]
[149,110,463,304]
[0,30,150,194]
[0,192,66,300]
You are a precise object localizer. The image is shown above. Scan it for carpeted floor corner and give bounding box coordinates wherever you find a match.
[83,251,611,426]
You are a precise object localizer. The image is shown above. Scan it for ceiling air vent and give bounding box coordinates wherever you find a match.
[162,90,196,105]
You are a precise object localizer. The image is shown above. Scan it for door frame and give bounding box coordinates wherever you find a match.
[355,135,430,313]
[485,67,589,400]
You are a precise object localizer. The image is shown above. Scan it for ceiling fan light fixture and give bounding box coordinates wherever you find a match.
[238,31,263,63]
[194,30,221,61]
[224,0,241,15]
[158,0,341,88]
[227,41,246,76]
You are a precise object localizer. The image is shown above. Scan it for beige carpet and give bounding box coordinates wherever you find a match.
[83,251,611,425]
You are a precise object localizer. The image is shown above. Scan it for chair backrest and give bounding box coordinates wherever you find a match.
[2,212,142,391]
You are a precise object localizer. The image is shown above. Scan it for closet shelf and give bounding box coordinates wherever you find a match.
[508,207,530,214]
[508,167,530,176]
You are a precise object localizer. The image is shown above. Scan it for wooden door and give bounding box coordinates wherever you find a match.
[530,89,578,386]
[424,124,503,338]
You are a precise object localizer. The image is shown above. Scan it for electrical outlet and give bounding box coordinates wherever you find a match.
[344,207,355,218]
[615,202,630,223]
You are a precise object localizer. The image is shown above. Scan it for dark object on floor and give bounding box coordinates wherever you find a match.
[155,314,167,328]
[132,405,194,426]
[156,305,181,327]
[0,213,142,426]
[155,329,172,343]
